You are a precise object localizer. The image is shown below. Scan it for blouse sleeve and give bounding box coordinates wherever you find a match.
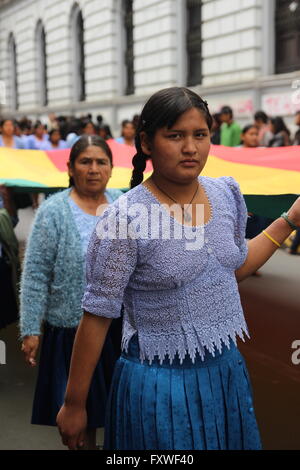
[19,202,58,337]
[222,176,249,267]
[82,206,138,318]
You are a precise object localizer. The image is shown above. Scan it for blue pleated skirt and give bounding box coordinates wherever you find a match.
[31,320,121,428]
[104,335,262,450]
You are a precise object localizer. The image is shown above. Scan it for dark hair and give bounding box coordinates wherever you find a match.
[121,120,134,137]
[0,117,15,127]
[49,128,61,140]
[270,116,291,136]
[254,111,269,124]
[33,120,43,130]
[81,120,95,132]
[220,106,233,118]
[242,124,258,134]
[68,135,113,187]
[67,118,81,135]
[130,87,213,189]
[121,119,132,127]
[212,112,222,127]
[96,123,113,140]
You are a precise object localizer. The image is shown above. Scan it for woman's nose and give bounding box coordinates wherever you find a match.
[89,161,99,172]
[182,137,197,153]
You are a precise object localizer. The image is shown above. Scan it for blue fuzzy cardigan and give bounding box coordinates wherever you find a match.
[19,187,122,337]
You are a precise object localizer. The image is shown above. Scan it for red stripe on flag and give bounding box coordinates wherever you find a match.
[210,145,300,172]
[45,139,153,173]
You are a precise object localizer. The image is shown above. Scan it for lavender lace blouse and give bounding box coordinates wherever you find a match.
[82,175,250,364]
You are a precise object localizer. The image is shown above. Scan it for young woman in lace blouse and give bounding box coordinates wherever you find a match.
[20,136,122,449]
[57,88,300,450]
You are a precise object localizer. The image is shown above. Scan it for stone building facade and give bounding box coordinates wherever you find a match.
[0,0,299,130]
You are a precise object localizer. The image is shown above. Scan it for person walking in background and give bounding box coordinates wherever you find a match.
[240,124,259,148]
[26,121,48,150]
[210,112,222,145]
[254,111,273,147]
[19,136,123,450]
[293,111,300,145]
[0,118,25,149]
[40,129,67,150]
[66,118,82,148]
[268,117,291,147]
[81,120,96,136]
[116,120,136,146]
[96,123,113,141]
[219,106,242,147]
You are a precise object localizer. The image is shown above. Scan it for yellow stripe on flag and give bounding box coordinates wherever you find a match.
[0,148,68,187]
[203,155,300,195]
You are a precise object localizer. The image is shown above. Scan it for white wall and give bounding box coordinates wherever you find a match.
[0,0,299,127]
[201,0,263,86]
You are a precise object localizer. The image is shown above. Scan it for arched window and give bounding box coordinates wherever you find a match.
[123,0,134,95]
[8,33,18,110]
[275,0,300,73]
[70,3,86,101]
[36,20,48,106]
[186,0,202,86]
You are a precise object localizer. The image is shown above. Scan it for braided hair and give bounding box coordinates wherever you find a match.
[130,87,213,189]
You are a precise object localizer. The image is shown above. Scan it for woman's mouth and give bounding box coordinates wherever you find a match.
[180,160,199,167]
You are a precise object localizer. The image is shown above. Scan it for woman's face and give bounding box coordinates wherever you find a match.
[50,130,61,144]
[122,123,135,140]
[98,128,107,139]
[242,127,259,147]
[2,120,14,137]
[35,125,45,138]
[68,145,112,195]
[141,107,211,184]
[83,122,95,136]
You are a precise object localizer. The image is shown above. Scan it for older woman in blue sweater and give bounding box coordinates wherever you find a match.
[19,135,122,449]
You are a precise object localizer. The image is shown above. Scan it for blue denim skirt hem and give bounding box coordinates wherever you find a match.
[103,335,262,450]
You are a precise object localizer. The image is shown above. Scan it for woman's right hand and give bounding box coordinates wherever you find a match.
[21,336,39,366]
[56,403,87,450]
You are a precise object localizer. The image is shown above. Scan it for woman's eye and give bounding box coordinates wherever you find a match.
[168,133,181,139]
[195,133,207,138]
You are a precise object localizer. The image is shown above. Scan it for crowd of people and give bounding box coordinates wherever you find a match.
[1,106,300,152]
[0,90,299,451]
[0,113,138,151]
[210,107,300,148]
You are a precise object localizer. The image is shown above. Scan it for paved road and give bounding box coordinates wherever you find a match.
[0,207,299,450]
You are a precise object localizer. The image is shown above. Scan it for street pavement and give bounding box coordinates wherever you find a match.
[0,206,299,450]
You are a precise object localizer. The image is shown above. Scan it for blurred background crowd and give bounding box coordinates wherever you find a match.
[1,106,300,152]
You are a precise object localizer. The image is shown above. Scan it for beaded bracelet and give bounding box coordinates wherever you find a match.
[280,212,299,231]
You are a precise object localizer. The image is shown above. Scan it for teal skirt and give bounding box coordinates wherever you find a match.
[104,335,262,450]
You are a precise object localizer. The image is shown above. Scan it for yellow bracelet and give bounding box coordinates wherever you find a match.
[262,230,281,248]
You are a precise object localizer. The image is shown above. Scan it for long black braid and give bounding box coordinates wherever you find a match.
[130,118,151,189]
[130,87,213,189]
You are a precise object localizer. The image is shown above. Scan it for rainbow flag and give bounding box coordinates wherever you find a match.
[0,142,299,217]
